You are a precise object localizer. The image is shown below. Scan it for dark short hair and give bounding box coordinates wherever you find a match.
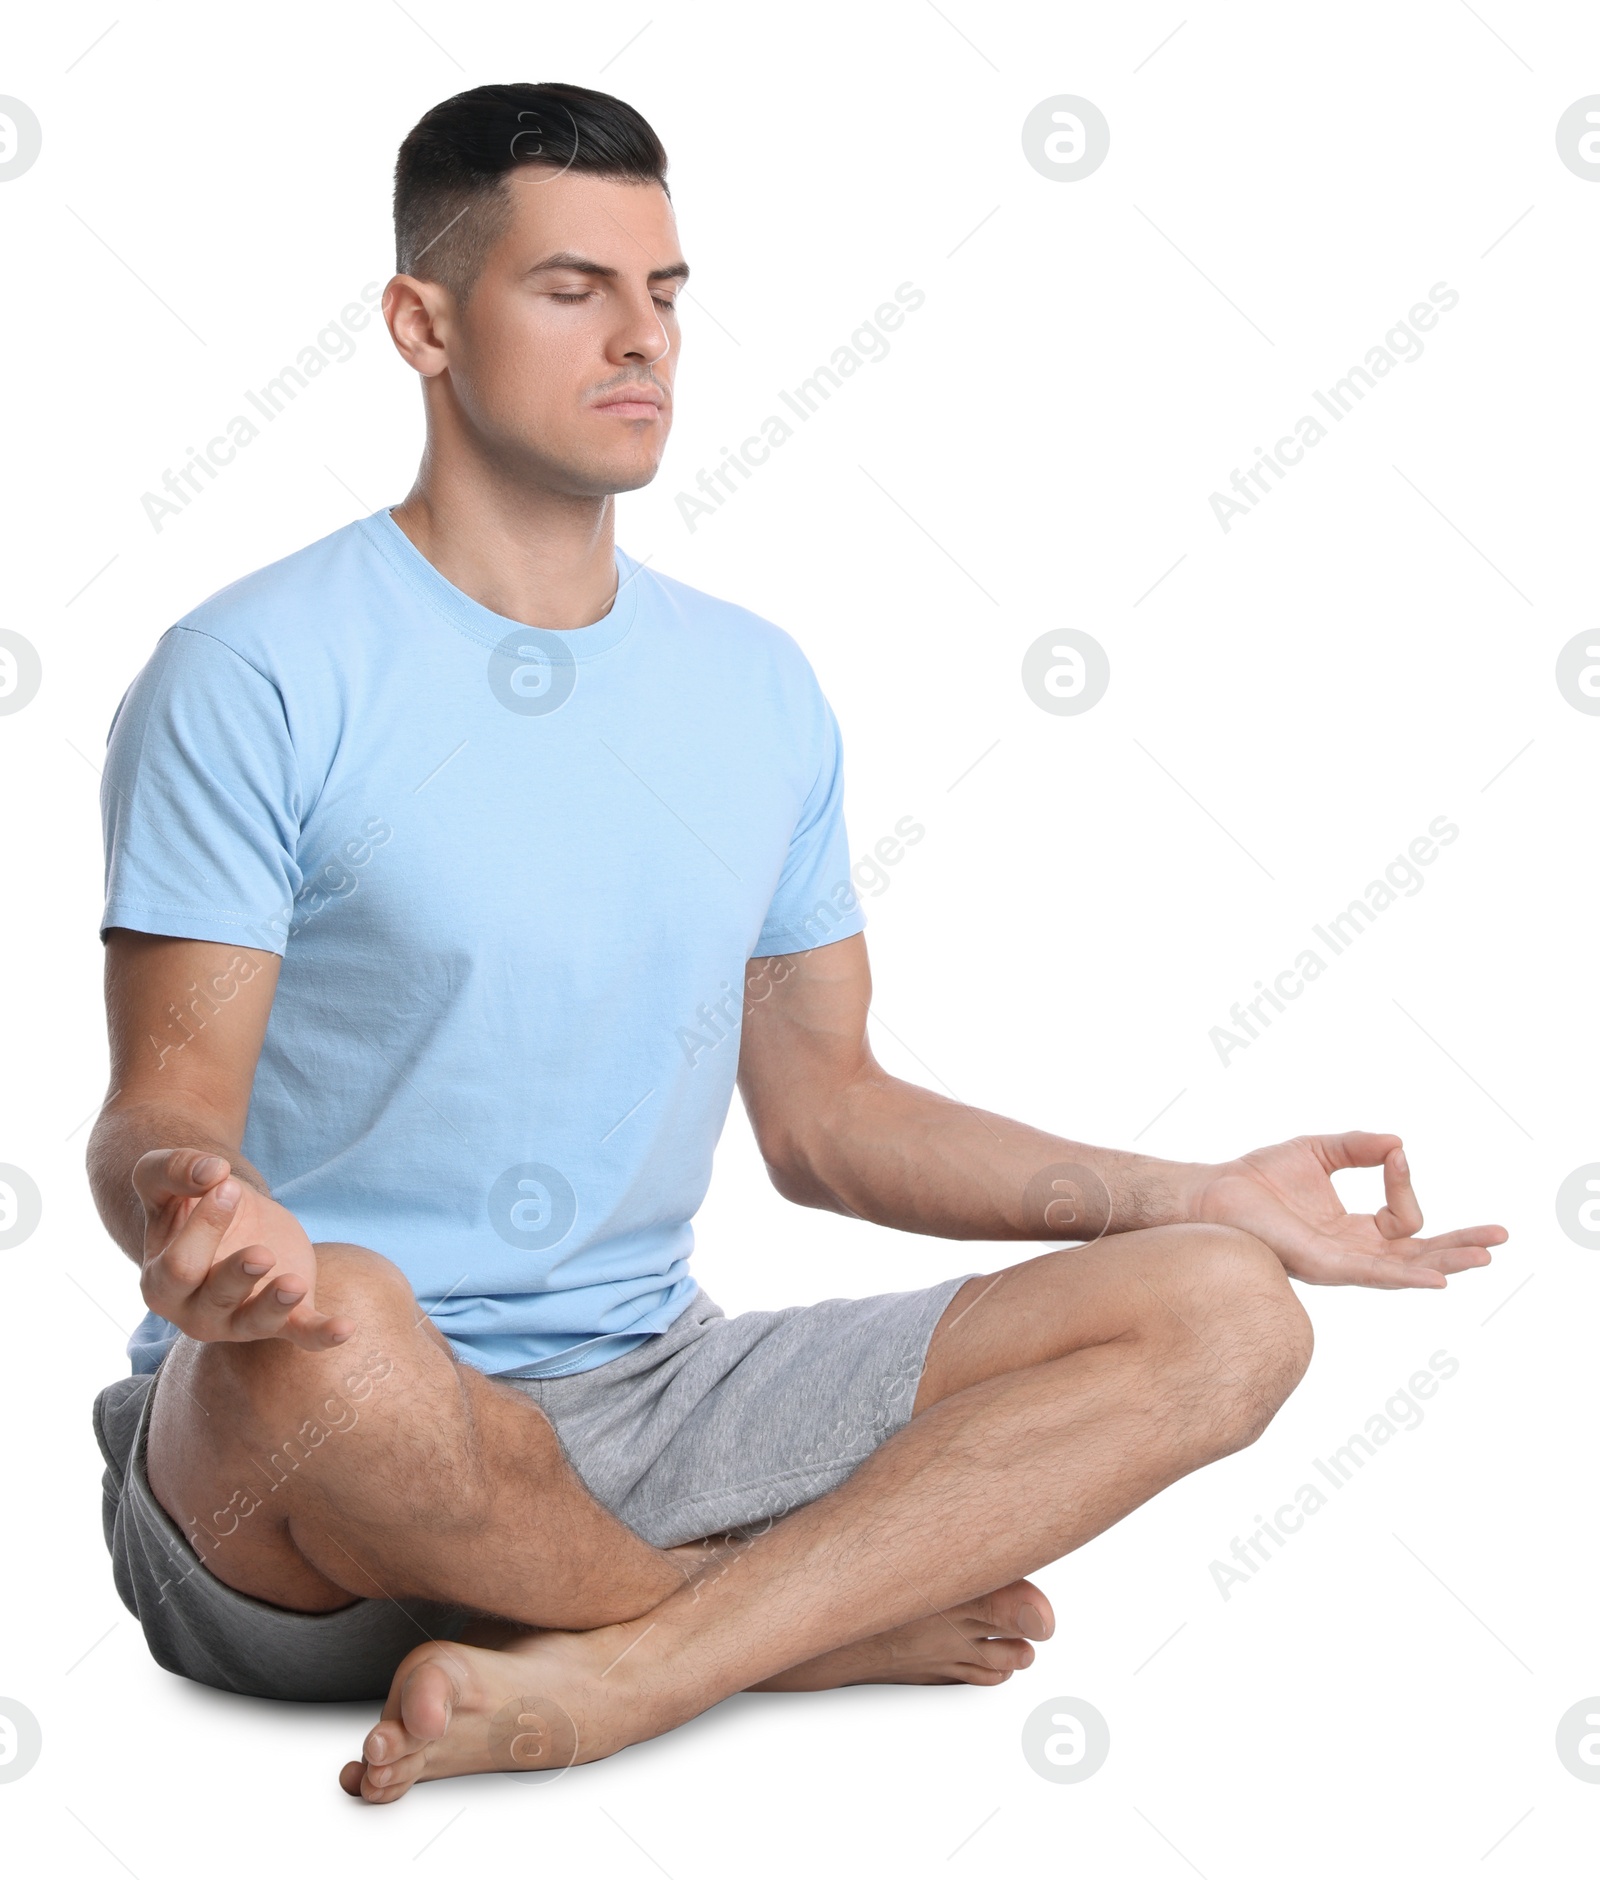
[394,83,669,302]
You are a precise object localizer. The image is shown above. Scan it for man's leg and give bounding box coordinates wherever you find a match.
[146,1242,686,1628]
[346,1221,1313,1798]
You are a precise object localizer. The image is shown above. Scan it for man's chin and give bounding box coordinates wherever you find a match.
[555,453,665,500]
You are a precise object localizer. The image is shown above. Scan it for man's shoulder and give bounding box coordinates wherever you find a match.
[169,516,384,673]
[634,559,818,679]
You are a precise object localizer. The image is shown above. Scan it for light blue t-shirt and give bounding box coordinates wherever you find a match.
[103,510,864,1377]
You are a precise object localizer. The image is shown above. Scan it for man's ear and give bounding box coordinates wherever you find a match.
[383,274,455,379]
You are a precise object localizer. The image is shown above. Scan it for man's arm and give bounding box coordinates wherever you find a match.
[736,933,1507,1289]
[87,930,351,1348]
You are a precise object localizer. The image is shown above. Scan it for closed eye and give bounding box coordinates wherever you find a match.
[547,290,680,312]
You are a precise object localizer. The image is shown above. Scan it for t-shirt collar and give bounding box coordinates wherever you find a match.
[363,506,640,660]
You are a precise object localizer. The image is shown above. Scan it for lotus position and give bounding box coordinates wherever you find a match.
[88,82,1505,1802]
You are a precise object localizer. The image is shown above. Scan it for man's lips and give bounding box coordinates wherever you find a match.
[592,387,665,418]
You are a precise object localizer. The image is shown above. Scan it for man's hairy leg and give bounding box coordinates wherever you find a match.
[147,1242,685,1626]
[344,1221,1313,1799]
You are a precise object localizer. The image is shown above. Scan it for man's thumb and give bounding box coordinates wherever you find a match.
[136,1147,229,1202]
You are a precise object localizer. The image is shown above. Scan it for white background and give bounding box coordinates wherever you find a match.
[2,2,1596,1873]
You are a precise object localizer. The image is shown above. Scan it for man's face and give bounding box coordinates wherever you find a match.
[428,169,684,496]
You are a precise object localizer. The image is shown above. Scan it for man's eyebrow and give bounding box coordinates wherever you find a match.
[526,251,690,285]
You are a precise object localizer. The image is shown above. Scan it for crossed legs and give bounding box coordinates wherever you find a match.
[147,1244,686,1628]
[145,1224,1313,1800]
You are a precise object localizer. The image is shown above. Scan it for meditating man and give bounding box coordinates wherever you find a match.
[88,82,1505,1802]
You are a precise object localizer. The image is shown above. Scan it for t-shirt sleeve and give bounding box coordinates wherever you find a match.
[753,693,864,957]
[100,626,302,954]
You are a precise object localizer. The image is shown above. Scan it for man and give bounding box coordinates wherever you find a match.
[88,82,1505,1801]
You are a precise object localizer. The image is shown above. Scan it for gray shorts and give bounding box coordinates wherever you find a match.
[93,1277,969,1704]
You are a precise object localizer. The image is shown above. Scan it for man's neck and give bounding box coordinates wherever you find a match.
[390,464,619,632]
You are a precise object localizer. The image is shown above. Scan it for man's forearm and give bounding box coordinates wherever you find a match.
[777,1070,1206,1241]
[87,1099,270,1263]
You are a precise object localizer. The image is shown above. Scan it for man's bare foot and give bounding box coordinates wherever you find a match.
[338,1577,1055,1802]
[338,1623,677,1803]
[749,1578,1054,1690]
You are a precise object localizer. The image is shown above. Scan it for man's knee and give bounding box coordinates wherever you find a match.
[151,1244,464,1531]
[170,1243,432,1426]
[306,1242,426,1331]
[1150,1223,1314,1452]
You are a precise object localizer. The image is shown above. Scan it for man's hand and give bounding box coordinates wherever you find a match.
[133,1148,353,1349]
[1188,1132,1507,1289]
